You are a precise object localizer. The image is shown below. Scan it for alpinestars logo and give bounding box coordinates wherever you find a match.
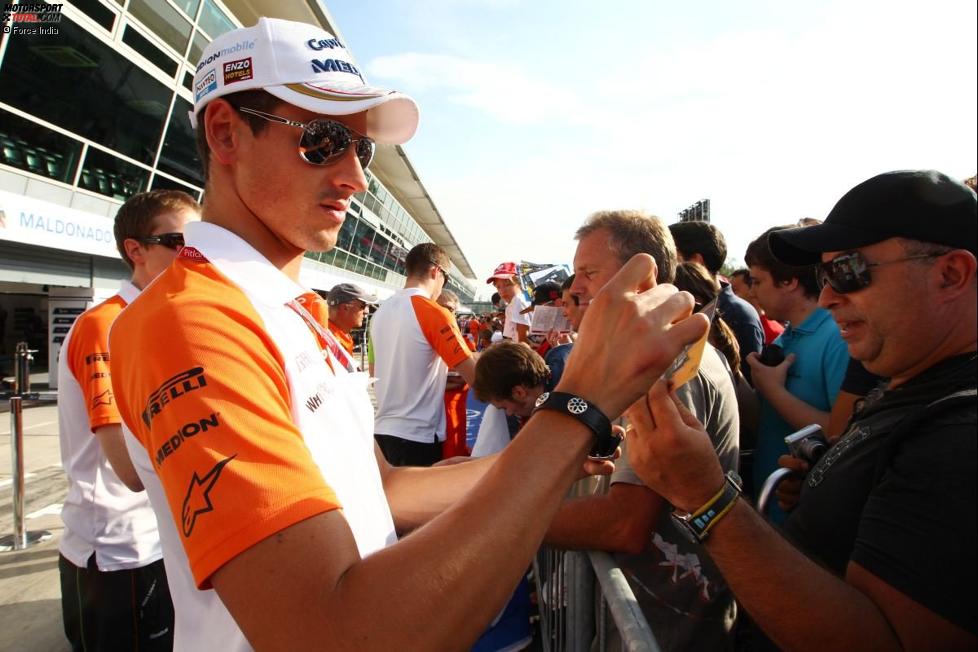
[181,455,235,537]
[92,389,113,408]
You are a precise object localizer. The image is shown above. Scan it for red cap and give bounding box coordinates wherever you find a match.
[486,261,518,284]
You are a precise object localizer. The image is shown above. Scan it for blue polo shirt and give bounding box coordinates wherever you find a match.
[754,307,848,519]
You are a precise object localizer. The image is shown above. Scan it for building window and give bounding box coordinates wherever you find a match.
[70,0,117,32]
[157,97,204,187]
[198,0,235,38]
[0,15,172,166]
[127,0,193,56]
[0,109,83,184]
[122,24,180,77]
[78,147,149,200]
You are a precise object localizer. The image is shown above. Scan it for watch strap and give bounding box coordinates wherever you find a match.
[532,391,619,459]
[671,471,742,543]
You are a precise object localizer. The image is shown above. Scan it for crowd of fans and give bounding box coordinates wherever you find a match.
[53,16,975,652]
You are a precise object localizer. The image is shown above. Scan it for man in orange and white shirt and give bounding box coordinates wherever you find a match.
[371,243,477,466]
[325,282,376,356]
[108,18,706,651]
[58,189,197,651]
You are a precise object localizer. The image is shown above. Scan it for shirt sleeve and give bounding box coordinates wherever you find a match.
[68,305,121,432]
[410,295,472,368]
[110,283,341,589]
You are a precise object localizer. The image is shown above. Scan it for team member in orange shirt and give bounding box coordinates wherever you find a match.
[325,282,376,356]
[58,190,197,651]
[108,18,706,650]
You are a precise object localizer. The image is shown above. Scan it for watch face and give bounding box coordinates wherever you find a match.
[535,392,550,408]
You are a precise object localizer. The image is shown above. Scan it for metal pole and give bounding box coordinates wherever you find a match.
[10,397,26,549]
[0,397,53,552]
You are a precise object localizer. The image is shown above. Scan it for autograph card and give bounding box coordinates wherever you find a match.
[663,298,717,389]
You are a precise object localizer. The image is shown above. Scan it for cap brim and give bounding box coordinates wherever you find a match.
[486,273,516,284]
[264,82,419,145]
[769,223,887,265]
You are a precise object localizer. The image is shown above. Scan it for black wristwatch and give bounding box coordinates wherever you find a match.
[671,470,743,544]
[532,391,621,459]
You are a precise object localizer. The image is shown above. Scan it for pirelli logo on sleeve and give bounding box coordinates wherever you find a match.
[142,367,208,427]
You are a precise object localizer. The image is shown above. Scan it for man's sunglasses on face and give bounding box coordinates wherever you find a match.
[236,107,375,169]
[430,261,449,284]
[137,233,185,250]
[816,250,946,294]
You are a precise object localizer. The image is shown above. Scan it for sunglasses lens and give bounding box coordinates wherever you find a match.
[162,234,185,249]
[299,120,374,168]
[356,138,375,169]
[820,254,869,294]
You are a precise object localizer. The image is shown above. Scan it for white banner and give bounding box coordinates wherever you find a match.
[0,189,119,258]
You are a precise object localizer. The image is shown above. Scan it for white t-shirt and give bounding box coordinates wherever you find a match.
[503,292,532,340]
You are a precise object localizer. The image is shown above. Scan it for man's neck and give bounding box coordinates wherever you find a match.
[200,185,306,282]
[404,278,438,300]
[130,271,148,291]
[783,298,819,327]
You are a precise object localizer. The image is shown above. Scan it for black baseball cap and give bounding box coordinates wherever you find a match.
[769,170,977,265]
[520,281,563,315]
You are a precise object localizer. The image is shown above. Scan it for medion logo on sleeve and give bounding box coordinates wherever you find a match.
[222,57,252,84]
[155,413,221,468]
[142,367,208,427]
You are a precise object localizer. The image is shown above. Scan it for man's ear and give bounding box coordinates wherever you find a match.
[935,250,978,298]
[204,99,243,166]
[123,238,145,268]
[687,252,706,267]
[511,385,528,401]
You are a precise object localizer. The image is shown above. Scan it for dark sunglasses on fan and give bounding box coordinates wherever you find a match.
[236,107,375,169]
[137,233,185,250]
[816,250,945,294]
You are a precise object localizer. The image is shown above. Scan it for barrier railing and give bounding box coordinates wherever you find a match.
[533,546,661,652]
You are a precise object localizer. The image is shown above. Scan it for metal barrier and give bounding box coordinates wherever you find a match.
[534,547,661,652]
[1,397,52,551]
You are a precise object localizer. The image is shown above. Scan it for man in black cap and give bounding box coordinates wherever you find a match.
[324,282,377,356]
[624,170,976,649]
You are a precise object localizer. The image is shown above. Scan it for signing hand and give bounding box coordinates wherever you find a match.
[624,380,725,513]
[557,254,709,420]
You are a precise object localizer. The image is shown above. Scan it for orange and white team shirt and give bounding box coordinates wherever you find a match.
[371,288,472,443]
[327,320,356,356]
[110,222,394,650]
[57,281,161,570]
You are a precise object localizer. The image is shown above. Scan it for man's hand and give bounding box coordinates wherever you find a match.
[775,454,810,512]
[556,254,709,420]
[624,380,725,513]
[746,351,795,399]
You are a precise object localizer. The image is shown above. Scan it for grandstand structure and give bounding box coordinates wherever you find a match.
[0,0,476,372]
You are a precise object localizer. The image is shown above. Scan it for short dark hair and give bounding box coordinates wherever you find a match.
[473,341,550,402]
[405,243,449,278]
[668,222,728,275]
[194,90,283,183]
[745,226,820,298]
[575,210,676,283]
[729,268,751,285]
[113,190,199,270]
[674,261,741,373]
[561,274,575,292]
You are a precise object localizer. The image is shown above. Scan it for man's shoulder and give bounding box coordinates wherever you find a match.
[717,285,760,323]
[73,294,126,333]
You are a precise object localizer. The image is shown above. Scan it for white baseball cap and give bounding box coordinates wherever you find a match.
[190,17,419,145]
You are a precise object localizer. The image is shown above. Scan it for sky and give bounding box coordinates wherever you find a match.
[326,0,978,299]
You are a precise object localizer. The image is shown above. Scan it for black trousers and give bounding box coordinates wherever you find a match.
[375,433,442,466]
[59,553,174,652]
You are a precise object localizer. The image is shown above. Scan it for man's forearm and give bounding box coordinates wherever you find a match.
[704,500,901,651]
[763,386,831,431]
[384,454,498,531]
[545,483,663,554]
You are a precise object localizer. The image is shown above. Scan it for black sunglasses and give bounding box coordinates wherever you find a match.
[237,107,375,169]
[816,251,944,294]
[137,233,185,250]
[429,261,449,283]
